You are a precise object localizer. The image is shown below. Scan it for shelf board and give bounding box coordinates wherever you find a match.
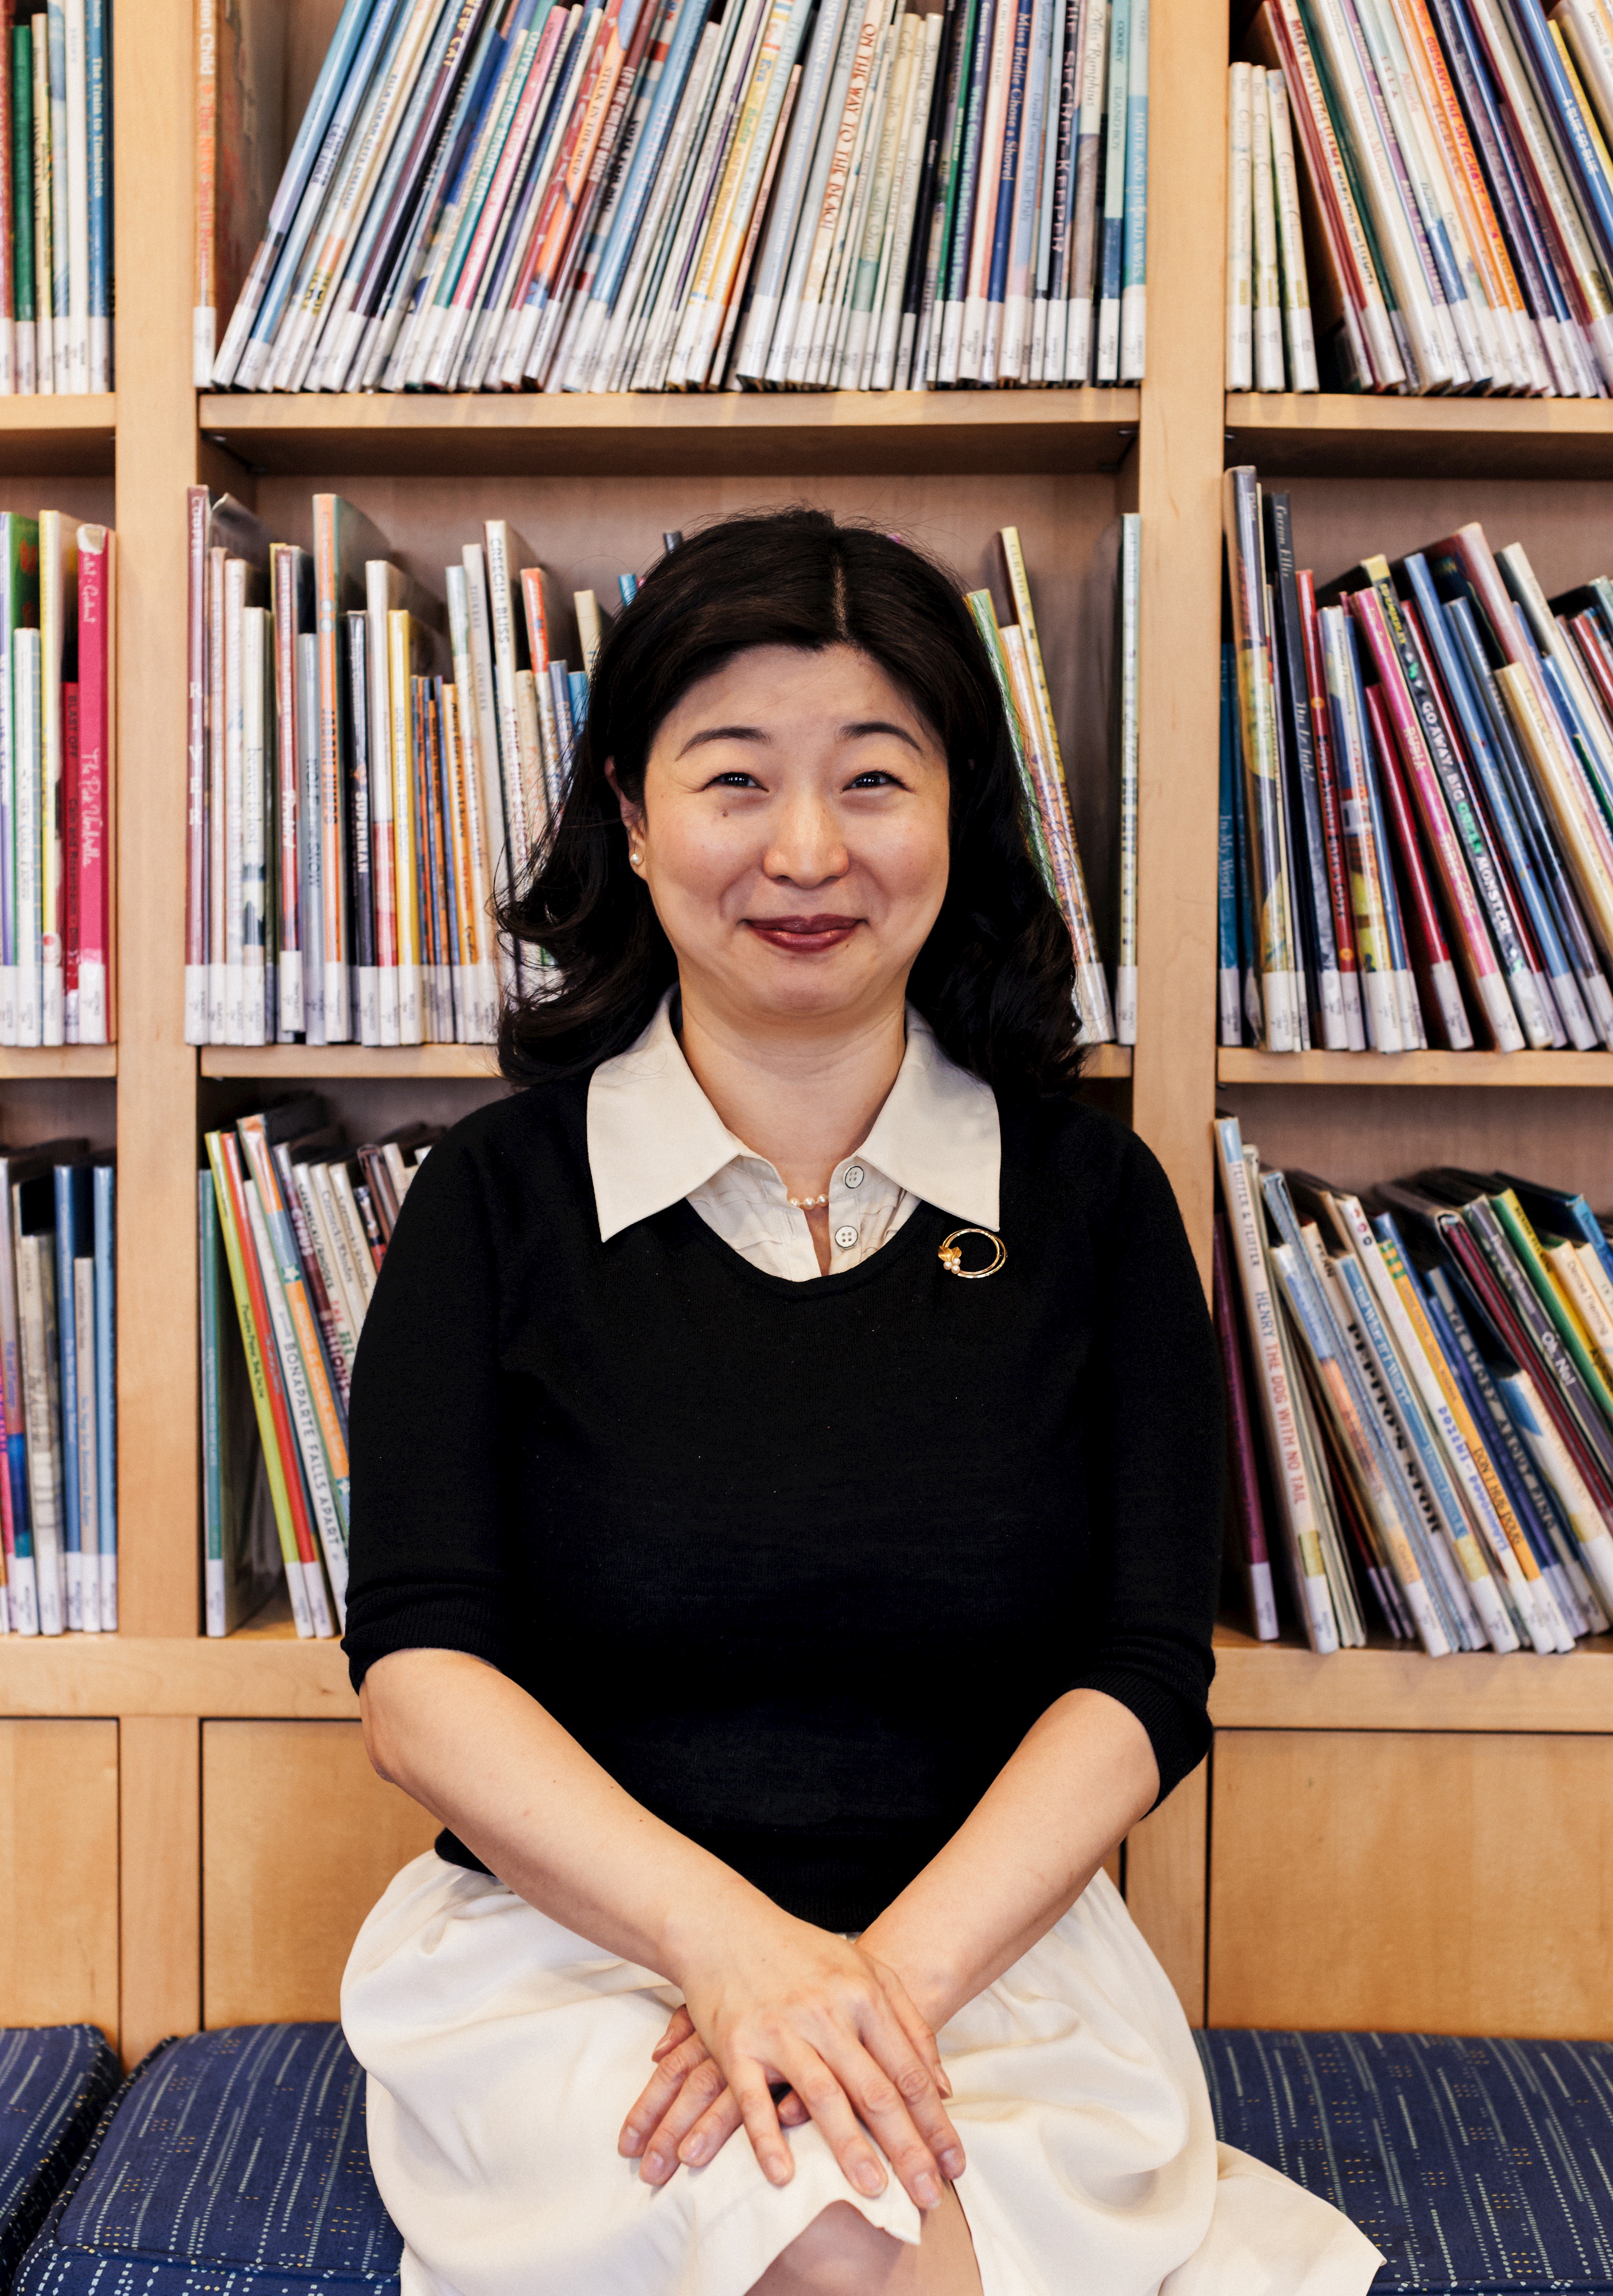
[1225,391,1613,481]
[1218,1047,1613,1087]
[1210,1622,1613,1733]
[202,1044,502,1080]
[0,393,116,475]
[0,1631,355,1718]
[0,1044,117,1078]
[198,388,1142,479]
[1082,1044,1133,1079]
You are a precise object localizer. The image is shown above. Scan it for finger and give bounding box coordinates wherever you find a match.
[856,1992,967,2183]
[619,2034,714,2157]
[672,2082,745,2169]
[651,2006,696,2063]
[729,2058,794,2187]
[874,1968,949,2093]
[819,2030,962,2208]
[768,2041,892,2204]
[778,2089,809,2127]
[637,2057,730,2185]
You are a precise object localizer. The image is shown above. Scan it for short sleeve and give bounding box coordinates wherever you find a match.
[1070,1132,1223,1803]
[342,1132,514,1691]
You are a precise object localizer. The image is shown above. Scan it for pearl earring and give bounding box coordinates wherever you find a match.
[630,847,643,867]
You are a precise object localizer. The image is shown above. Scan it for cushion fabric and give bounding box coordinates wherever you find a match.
[1195,2029,1613,2293]
[13,2025,400,2296]
[0,2026,118,2292]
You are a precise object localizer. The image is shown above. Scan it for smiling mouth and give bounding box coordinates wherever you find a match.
[745,915,861,953]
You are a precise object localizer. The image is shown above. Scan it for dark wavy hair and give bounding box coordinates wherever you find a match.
[498,507,1083,1096]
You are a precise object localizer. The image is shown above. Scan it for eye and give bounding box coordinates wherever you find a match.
[706,770,764,789]
[847,769,903,789]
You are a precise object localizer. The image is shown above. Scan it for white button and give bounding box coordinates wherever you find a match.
[834,1225,858,1250]
[844,1165,865,1188]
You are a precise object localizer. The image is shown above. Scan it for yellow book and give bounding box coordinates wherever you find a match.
[387,609,439,1047]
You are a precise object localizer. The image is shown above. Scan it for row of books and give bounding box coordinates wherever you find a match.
[0,1,110,394]
[1226,62,1318,392]
[0,1142,116,1637]
[0,513,113,1048]
[1236,0,1613,397]
[1220,469,1613,1055]
[198,0,1149,397]
[1214,1114,1613,1656]
[183,493,1130,1049]
[201,1100,437,1636]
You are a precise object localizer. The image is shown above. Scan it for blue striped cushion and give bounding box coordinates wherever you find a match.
[1196,2029,1613,2292]
[0,2027,118,2293]
[13,2026,400,2296]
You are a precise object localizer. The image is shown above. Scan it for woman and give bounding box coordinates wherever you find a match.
[340,510,1380,2296]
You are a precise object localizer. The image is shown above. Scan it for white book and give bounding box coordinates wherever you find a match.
[16,1229,63,1635]
[240,606,269,1046]
[365,561,407,1047]
[223,559,247,1045]
[13,631,40,1048]
[958,0,1016,379]
[1226,62,1253,389]
[1250,68,1286,390]
[872,14,942,389]
[1264,69,1317,392]
[814,9,899,385]
[447,566,503,1045]
[838,13,917,388]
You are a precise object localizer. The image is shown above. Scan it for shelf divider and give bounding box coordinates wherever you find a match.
[1218,1047,1613,1086]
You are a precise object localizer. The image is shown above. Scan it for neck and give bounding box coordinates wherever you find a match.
[675,980,908,1199]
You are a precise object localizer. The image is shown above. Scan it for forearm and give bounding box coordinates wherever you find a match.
[859,1688,1160,2030]
[360,1647,774,1984]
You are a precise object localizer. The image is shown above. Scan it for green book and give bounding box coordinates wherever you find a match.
[12,26,32,330]
[1490,1188,1613,1432]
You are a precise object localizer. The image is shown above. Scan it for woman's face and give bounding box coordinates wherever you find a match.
[614,643,952,1030]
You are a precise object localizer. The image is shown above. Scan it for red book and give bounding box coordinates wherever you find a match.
[1296,571,1363,1036]
[1361,680,1468,1050]
[75,523,110,1045]
[1212,1213,1279,1641]
[61,682,79,1039]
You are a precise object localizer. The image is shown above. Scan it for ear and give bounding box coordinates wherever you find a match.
[603,758,645,841]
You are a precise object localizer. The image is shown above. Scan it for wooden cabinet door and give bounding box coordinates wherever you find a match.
[0,1719,119,2034]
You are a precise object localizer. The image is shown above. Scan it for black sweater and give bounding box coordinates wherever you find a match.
[342,1075,1223,1931]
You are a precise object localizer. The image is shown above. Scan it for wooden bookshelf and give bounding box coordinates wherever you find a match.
[1218,1048,1613,1086]
[4,0,1611,2061]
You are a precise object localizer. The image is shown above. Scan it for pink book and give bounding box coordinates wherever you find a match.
[1347,584,1520,1049]
[62,682,80,1041]
[76,523,110,1045]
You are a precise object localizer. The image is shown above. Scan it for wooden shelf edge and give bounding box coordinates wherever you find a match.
[1082,1044,1133,1079]
[1218,1047,1613,1087]
[1224,390,1613,479]
[201,1045,504,1080]
[1210,1630,1613,1733]
[0,1044,117,1077]
[0,394,117,475]
[198,388,1143,477]
[0,1633,356,1717]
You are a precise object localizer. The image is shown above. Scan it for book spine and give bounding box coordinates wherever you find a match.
[0,2,12,397]
[1218,646,1243,1045]
[16,1229,61,1632]
[1297,568,1364,1048]
[1265,68,1318,388]
[1093,0,1126,380]
[38,512,67,1044]
[1223,467,1300,1051]
[32,18,50,396]
[388,612,423,1046]
[200,1168,226,1635]
[14,25,32,395]
[273,553,303,1040]
[1212,1210,1280,1639]
[75,525,105,1043]
[1250,65,1285,389]
[91,1157,111,1624]
[1318,605,1401,1051]
[14,627,38,1048]
[312,499,351,1041]
[51,1171,78,1628]
[1266,495,1345,1046]
[345,615,379,1046]
[85,0,103,387]
[60,673,76,1040]
[185,507,210,1038]
[1117,0,1145,375]
[297,631,324,1046]
[1362,679,1472,1049]
[71,1257,94,1628]
[1114,509,1139,1043]
[46,0,65,388]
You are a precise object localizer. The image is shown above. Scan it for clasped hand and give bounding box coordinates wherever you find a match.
[617,1910,963,2213]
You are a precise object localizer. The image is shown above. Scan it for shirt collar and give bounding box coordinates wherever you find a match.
[588,989,1000,1243]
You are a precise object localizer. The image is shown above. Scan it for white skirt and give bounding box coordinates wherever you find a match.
[342,1852,1382,2296]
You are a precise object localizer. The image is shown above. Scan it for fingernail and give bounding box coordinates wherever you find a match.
[940,2148,964,2177]
[765,2151,790,2185]
[936,2069,954,2098]
[855,2160,885,2196]
[619,2130,642,2157]
[680,2134,709,2164]
[643,2152,666,2179]
[915,2173,941,2209]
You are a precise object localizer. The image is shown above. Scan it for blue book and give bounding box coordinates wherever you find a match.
[86,0,108,389]
[1419,1269,1562,1587]
[1094,0,1128,382]
[618,573,637,607]
[1494,1174,1613,1299]
[1218,652,1239,1047]
[940,0,998,359]
[550,661,574,761]
[569,669,589,734]
[1499,0,1613,285]
[92,1161,114,1627]
[1118,0,1146,380]
[982,0,1035,368]
[233,0,406,388]
[53,1161,91,1623]
[46,0,67,385]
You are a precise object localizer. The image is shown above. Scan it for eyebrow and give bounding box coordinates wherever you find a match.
[676,718,924,757]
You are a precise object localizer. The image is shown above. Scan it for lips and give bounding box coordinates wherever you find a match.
[745,914,861,953]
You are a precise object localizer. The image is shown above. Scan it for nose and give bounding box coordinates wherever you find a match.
[762,791,850,889]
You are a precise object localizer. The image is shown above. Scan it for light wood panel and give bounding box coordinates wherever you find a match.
[0,1634,354,1718]
[0,1047,117,1077]
[201,1722,439,2026]
[1125,1759,1209,2025]
[1218,1081,1613,1209]
[1209,1631,1613,1733]
[1127,0,1229,1286]
[1220,1049,1613,1086]
[1226,391,1613,480]
[200,388,1143,478]
[1209,1731,1613,2037]
[0,1719,119,2034]
[120,1715,200,2064]
[0,396,117,475]
[113,0,205,1633]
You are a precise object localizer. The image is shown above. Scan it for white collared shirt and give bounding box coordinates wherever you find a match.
[588,991,1000,1281]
